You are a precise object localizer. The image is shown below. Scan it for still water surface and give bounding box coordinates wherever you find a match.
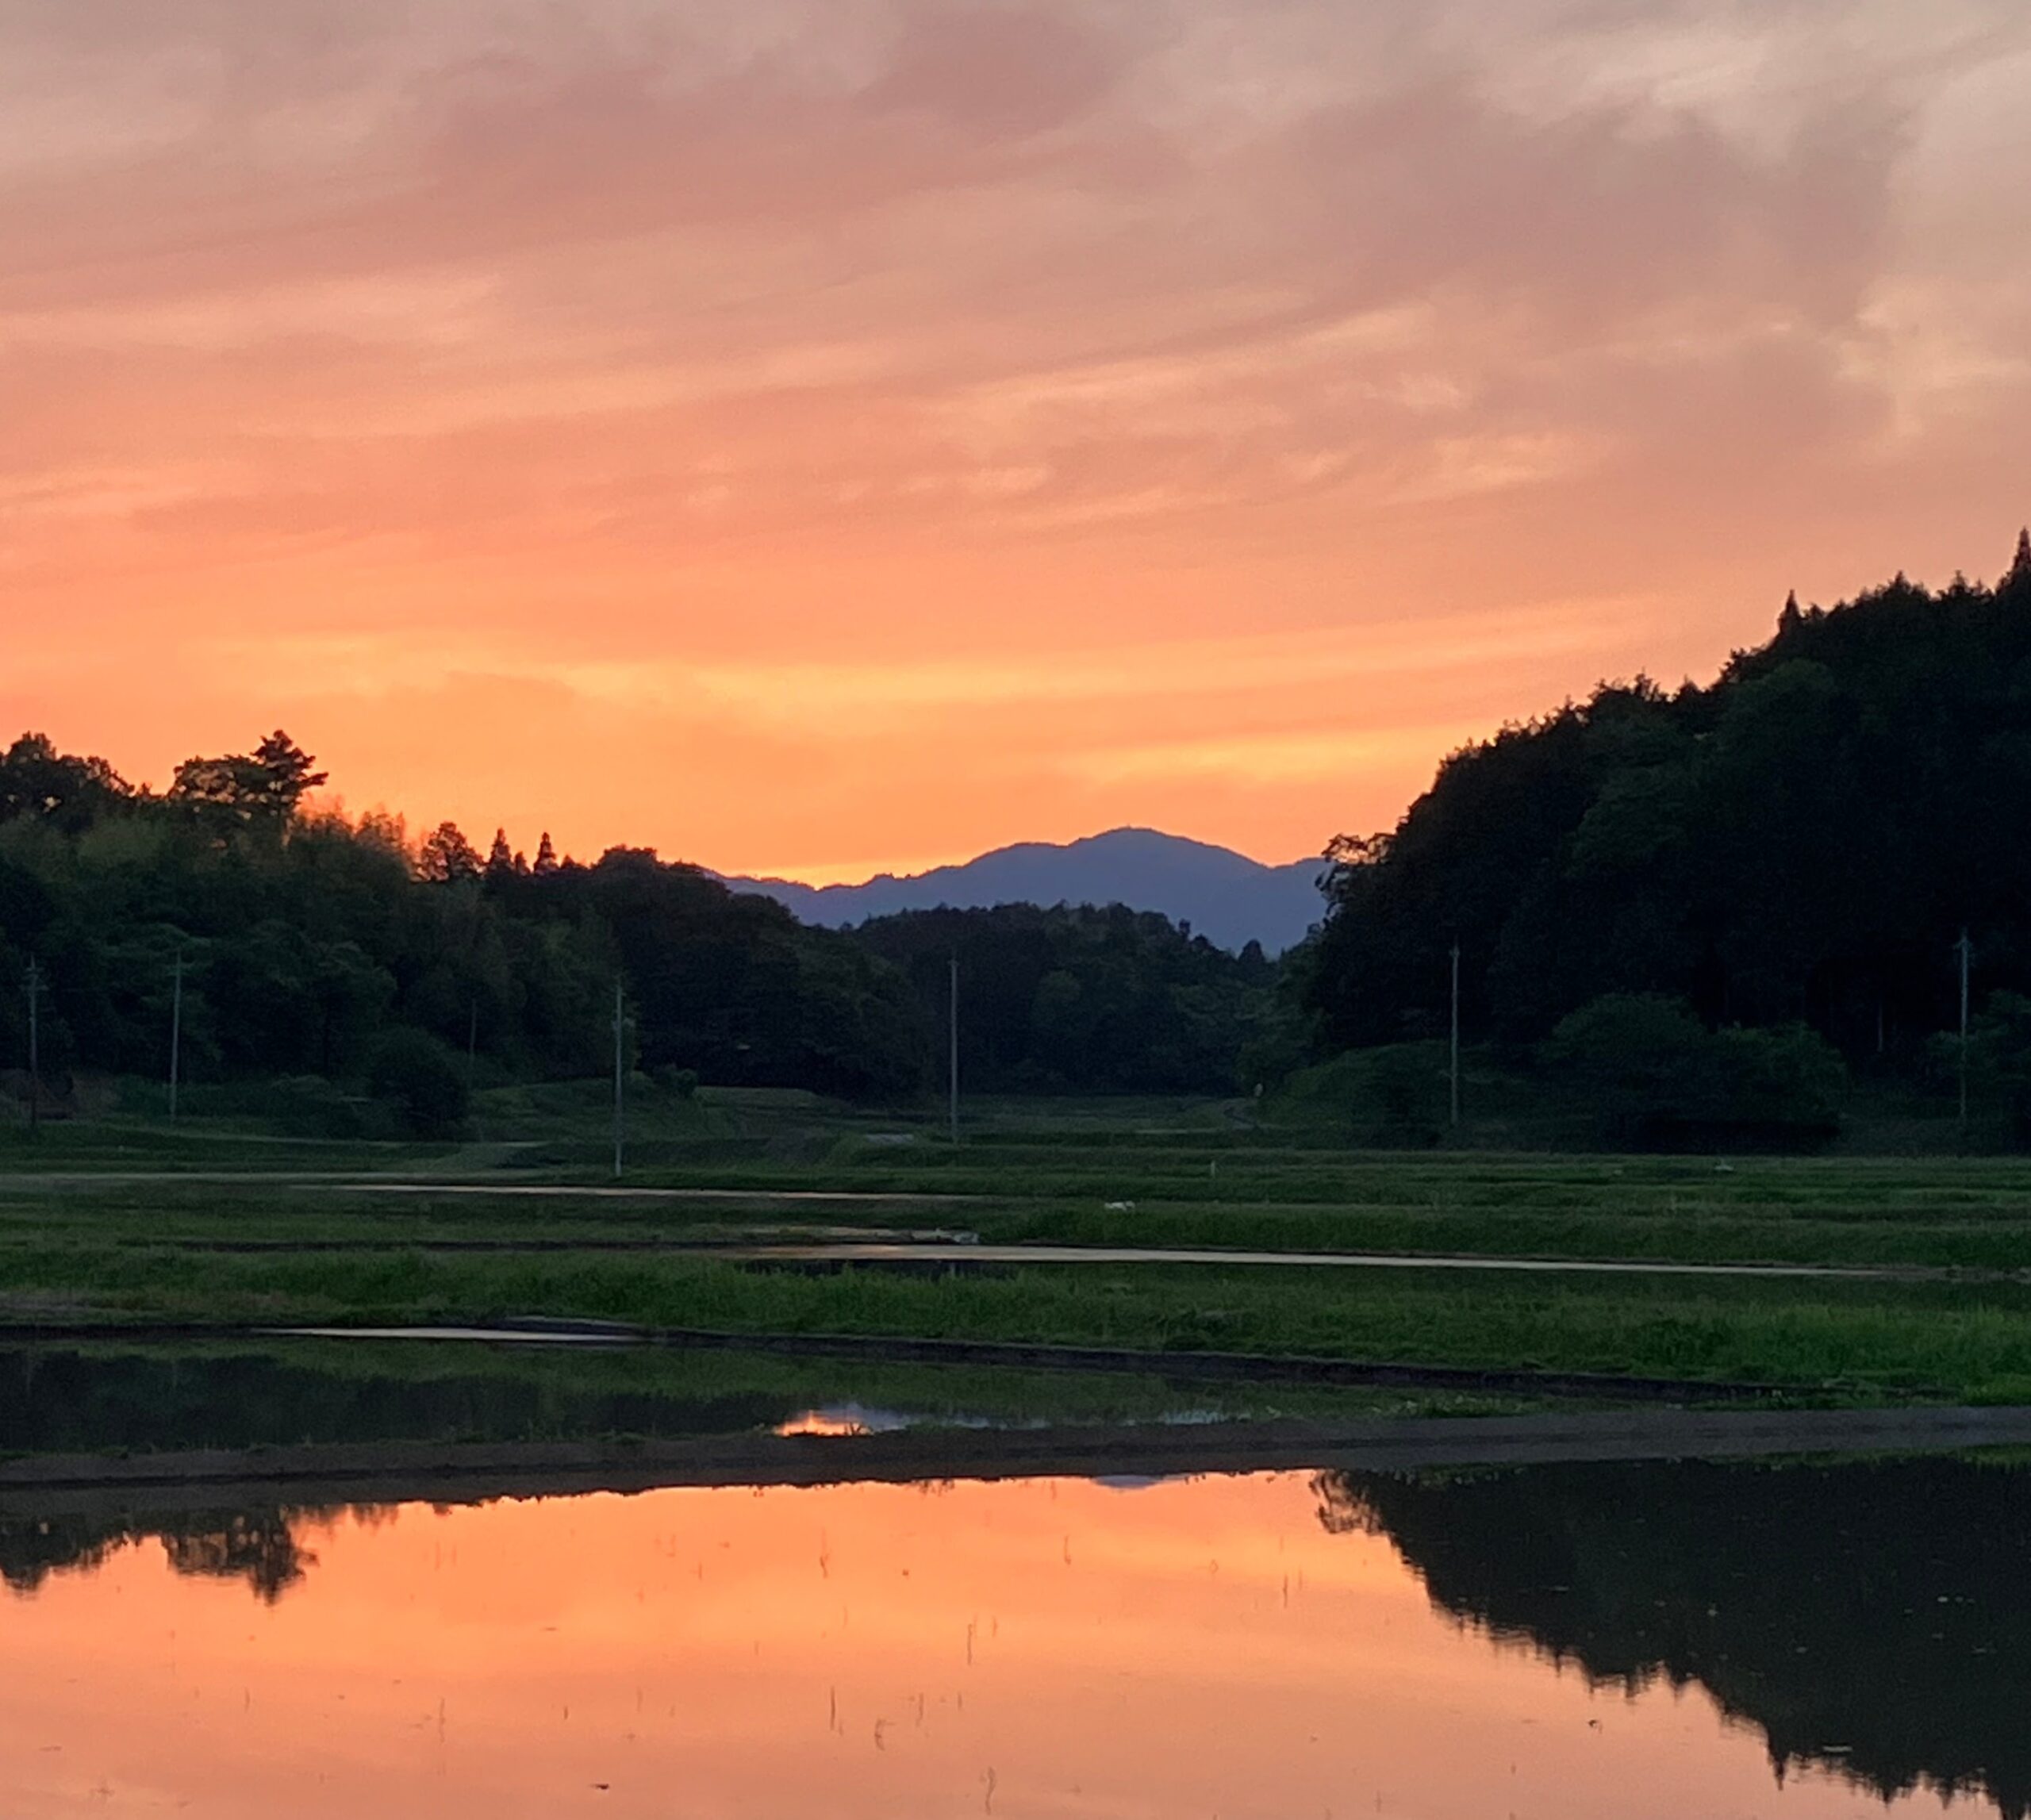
[4,1457,2016,1818]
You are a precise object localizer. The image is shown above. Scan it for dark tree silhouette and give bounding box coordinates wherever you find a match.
[1305,539,2031,1073]
[0,734,948,1108]
[417,822,483,883]
[0,733,128,833]
[169,729,327,837]
[853,902,1275,1093]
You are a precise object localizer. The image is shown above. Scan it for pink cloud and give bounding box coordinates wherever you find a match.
[2,0,2026,875]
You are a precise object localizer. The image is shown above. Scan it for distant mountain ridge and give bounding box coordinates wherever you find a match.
[721,827,1326,954]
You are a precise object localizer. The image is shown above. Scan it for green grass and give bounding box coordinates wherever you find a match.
[6,1246,2031,1402]
[9,1097,2031,1407]
[13,1145,2031,1269]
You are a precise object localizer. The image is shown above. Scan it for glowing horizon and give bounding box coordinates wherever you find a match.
[4,1,2028,879]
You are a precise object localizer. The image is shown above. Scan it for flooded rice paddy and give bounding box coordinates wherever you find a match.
[2,1343,2025,1818]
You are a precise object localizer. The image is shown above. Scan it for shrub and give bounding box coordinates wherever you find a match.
[1541,993,1843,1147]
[364,1030,470,1137]
[1540,994,1713,1130]
[655,1064,700,1100]
[1270,1042,1448,1146]
[1710,1023,1846,1130]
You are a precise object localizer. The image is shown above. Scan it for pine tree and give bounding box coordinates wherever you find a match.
[1778,589,1803,636]
[533,831,559,876]
[2007,528,2031,586]
[418,821,482,883]
[250,731,326,816]
[486,827,514,877]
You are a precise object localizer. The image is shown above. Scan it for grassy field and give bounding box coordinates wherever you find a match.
[6,1089,2031,1406]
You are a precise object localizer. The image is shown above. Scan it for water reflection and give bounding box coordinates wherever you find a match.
[0,1344,795,1454]
[0,1457,2004,1818]
[2,1507,355,1603]
[0,1342,1307,1455]
[1326,1458,2031,1820]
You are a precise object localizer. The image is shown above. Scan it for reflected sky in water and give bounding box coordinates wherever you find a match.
[0,1470,1961,1818]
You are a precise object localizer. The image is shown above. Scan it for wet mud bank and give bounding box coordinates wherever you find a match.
[9,1402,2031,1519]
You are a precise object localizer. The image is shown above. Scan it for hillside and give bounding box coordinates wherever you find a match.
[0,739,1289,1115]
[1307,532,2031,1068]
[725,827,1326,955]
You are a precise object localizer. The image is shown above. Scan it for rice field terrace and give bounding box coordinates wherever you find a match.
[6,1092,2031,1406]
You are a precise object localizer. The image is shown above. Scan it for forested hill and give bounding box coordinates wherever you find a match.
[852,904,1277,1094]
[1306,532,2031,1062]
[0,735,925,1107]
[0,732,1274,1122]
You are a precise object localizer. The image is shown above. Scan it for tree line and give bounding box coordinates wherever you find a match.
[0,732,1277,1126]
[854,903,1279,1095]
[19,532,2021,1138]
[1298,530,2031,1138]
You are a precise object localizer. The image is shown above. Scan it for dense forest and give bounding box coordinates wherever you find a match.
[1300,531,2031,1134]
[853,904,1277,1094]
[0,731,925,1114]
[0,732,1273,1125]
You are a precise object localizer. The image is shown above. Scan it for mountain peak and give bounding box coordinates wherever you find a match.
[720,829,1326,954]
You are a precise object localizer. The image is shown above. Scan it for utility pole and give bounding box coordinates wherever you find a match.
[168,950,184,1121]
[1449,942,1461,1130]
[24,958,41,1138]
[1957,928,1973,1138]
[948,955,961,1146]
[612,981,626,1180]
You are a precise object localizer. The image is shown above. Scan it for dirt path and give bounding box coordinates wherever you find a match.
[710,1239,1911,1279]
[82,1229,1944,1281]
[2,1173,960,1203]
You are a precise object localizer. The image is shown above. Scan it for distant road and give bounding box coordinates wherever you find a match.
[30,1221,1945,1281]
[318,1182,968,1204]
[3,1173,962,1204]
[708,1240,1904,1280]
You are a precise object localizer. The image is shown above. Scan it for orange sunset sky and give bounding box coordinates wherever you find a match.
[3,1,2029,882]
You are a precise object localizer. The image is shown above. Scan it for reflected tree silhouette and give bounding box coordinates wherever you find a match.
[159,1511,321,1602]
[0,1505,390,1603]
[1319,1458,2031,1818]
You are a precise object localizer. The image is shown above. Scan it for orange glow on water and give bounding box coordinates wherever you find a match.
[0,1473,1957,1818]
